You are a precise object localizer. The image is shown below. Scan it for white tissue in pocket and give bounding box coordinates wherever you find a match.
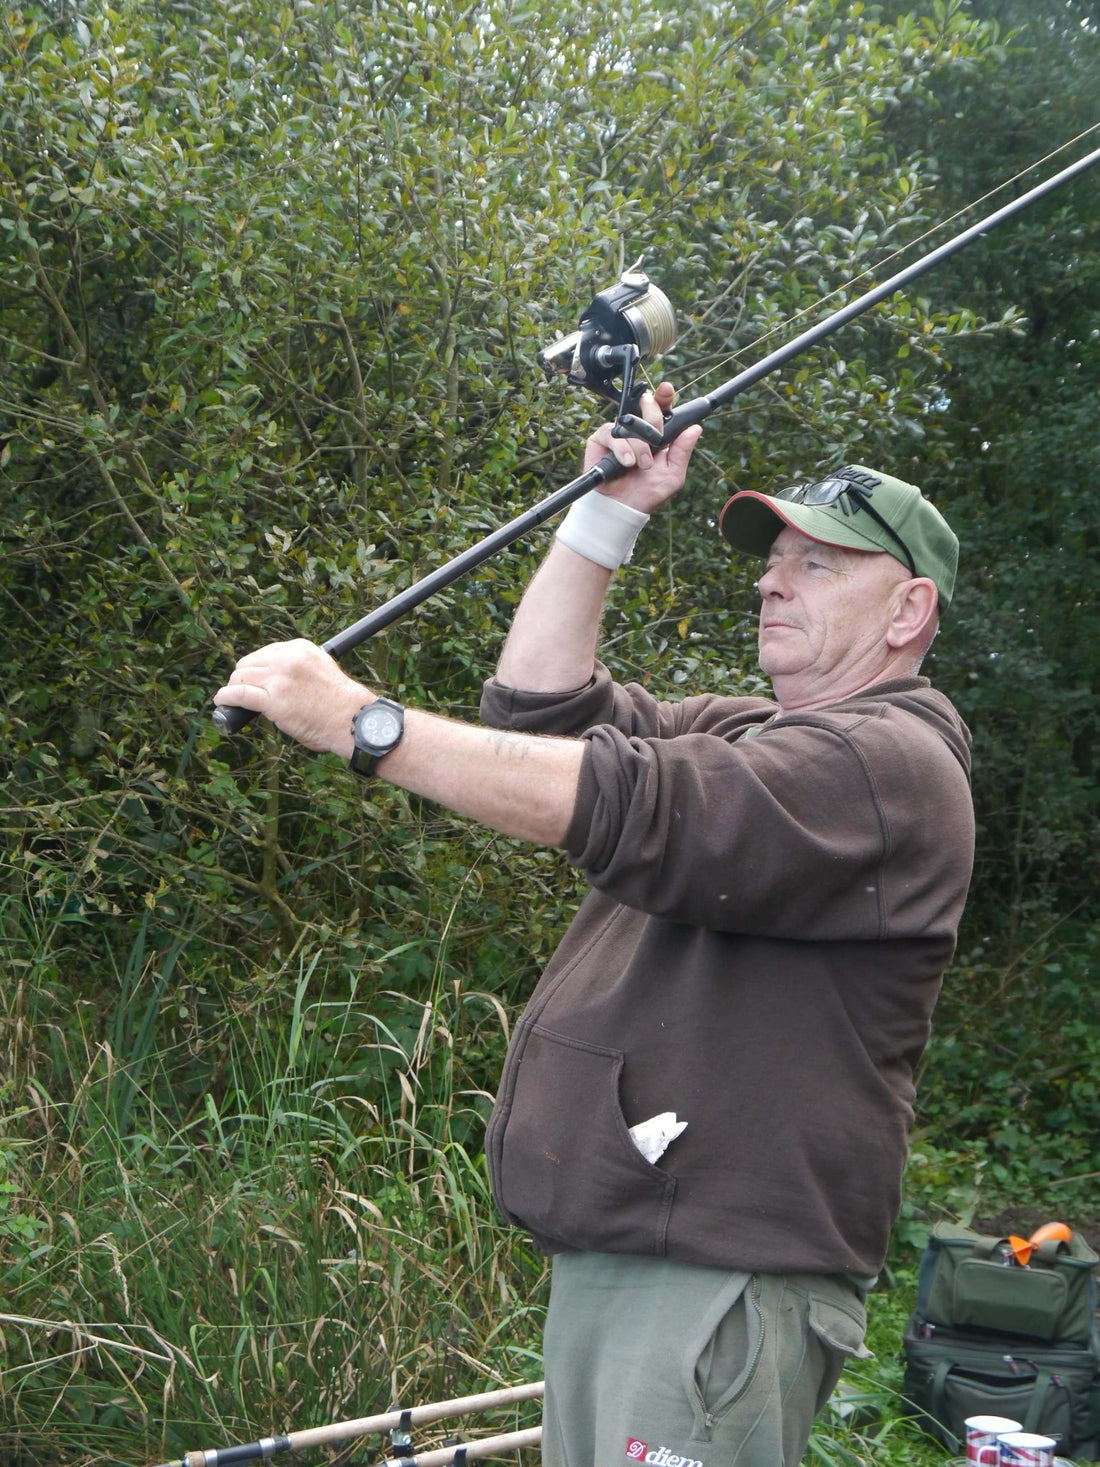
[628,1111,688,1164]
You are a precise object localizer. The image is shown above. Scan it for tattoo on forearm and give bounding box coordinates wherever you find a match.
[489,731,531,760]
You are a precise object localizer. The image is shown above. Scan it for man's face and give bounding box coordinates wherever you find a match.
[756,525,911,709]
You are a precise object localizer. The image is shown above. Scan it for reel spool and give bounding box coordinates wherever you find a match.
[538,268,676,443]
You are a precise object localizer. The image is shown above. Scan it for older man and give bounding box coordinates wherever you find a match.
[216,387,974,1466]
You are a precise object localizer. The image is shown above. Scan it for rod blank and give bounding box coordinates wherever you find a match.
[152,1378,544,1467]
[391,1425,542,1467]
[659,140,1100,442]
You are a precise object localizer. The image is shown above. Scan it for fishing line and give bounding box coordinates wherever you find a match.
[673,121,1100,398]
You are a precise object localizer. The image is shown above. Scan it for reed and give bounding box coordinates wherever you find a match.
[0,927,545,1467]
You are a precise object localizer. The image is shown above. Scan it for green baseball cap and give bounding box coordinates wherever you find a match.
[718,464,959,608]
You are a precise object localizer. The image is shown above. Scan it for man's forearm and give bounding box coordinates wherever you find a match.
[379,708,584,845]
[495,385,701,695]
[495,539,614,693]
[213,639,584,846]
[211,388,700,844]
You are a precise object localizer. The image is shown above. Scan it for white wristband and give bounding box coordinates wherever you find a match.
[555,492,651,570]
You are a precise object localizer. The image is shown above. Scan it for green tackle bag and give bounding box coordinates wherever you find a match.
[902,1314,1100,1457]
[901,1223,1100,1458]
[916,1222,1099,1344]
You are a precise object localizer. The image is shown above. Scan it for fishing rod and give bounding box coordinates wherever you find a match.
[212,141,1100,736]
[387,1426,541,1466]
[151,1377,544,1467]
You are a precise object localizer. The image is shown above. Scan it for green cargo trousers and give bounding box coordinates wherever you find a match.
[541,1253,870,1467]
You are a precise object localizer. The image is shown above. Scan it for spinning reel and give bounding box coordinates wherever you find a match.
[537,266,677,445]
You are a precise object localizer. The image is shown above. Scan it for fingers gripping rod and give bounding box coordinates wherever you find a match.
[212,142,1100,736]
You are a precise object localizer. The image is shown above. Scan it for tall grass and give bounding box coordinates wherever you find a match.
[0,916,546,1467]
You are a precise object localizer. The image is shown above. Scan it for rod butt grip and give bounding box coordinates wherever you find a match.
[212,703,259,736]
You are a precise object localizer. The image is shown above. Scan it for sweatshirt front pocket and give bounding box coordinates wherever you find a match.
[495,1024,676,1256]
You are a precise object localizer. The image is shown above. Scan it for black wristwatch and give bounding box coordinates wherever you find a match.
[349,698,405,777]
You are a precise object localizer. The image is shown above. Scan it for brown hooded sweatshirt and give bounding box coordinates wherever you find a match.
[479,665,974,1277]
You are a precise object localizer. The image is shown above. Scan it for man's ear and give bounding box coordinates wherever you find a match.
[886,577,939,651]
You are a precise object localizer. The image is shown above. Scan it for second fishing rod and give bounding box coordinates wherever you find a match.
[211,140,1100,737]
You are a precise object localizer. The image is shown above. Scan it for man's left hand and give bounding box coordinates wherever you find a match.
[213,639,366,756]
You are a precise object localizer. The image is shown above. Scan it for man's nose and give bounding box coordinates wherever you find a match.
[757,563,787,597]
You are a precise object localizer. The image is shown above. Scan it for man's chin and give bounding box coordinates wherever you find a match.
[761,659,799,681]
[758,639,806,680]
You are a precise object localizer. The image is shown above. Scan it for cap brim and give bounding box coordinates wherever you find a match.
[719,490,893,558]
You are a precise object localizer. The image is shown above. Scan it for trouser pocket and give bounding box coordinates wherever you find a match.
[687,1273,869,1464]
[800,1279,871,1414]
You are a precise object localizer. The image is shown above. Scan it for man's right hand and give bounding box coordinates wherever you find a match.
[583,381,703,515]
[494,383,702,694]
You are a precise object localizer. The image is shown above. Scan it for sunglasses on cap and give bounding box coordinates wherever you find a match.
[775,476,917,577]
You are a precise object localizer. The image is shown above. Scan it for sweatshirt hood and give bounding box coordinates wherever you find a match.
[825,677,972,778]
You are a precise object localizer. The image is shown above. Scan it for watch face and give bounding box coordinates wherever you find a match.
[360,703,402,747]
